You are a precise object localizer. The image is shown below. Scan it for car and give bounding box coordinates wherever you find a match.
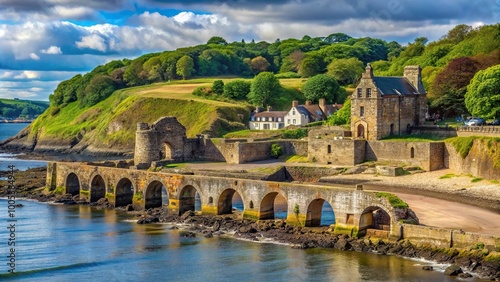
[464,117,485,126]
[490,119,500,126]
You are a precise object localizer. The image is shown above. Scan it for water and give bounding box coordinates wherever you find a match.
[0,199,479,282]
[0,123,47,171]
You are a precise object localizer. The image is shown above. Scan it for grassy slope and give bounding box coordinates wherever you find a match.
[0,98,49,107]
[28,79,254,150]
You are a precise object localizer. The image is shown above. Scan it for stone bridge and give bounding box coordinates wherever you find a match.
[46,162,415,238]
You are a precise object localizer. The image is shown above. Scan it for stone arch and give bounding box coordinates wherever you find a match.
[155,117,187,161]
[90,175,106,203]
[145,180,168,209]
[249,201,254,209]
[217,188,244,215]
[115,178,134,207]
[354,121,368,139]
[65,173,80,196]
[358,206,391,237]
[178,185,200,215]
[305,198,336,227]
[162,142,174,160]
[259,192,288,220]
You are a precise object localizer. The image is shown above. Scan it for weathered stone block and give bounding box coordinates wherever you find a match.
[376,166,405,176]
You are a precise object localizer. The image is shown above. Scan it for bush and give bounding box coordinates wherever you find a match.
[282,128,308,139]
[270,143,283,158]
[193,86,212,97]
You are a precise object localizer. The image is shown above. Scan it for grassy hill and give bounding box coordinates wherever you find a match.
[0,98,49,119]
[20,79,256,154]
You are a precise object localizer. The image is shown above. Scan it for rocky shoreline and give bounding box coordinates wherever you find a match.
[1,167,499,281]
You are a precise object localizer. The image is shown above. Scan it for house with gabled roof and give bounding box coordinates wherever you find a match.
[284,99,341,127]
[351,64,427,140]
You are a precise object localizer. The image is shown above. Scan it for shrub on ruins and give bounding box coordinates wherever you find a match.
[270,143,283,158]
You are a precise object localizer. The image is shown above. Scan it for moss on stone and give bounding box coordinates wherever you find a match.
[375,192,409,208]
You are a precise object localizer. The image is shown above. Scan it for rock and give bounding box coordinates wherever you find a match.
[342,165,367,175]
[458,273,472,278]
[213,220,221,231]
[205,232,214,238]
[180,210,195,221]
[137,215,159,224]
[422,266,433,271]
[376,166,406,177]
[180,231,196,238]
[238,225,257,233]
[335,238,352,251]
[55,193,77,205]
[125,204,134,211]
[444,264,463,276]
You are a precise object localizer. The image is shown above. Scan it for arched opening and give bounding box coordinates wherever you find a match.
[305,198,336,227]
[358,206,391,237]
[259,192,288,220]
[179,185,200,215]
[65,173,80,196]
[410,147,415,159]
[390,123,394,135]
[208,196,213,204]
[162,142,174,160]
[217,188,244,215]
[90,175,106,203]
[357,124,365,139]
[145,180,168,209]
[249,201,254,209]
[115,178,134,207]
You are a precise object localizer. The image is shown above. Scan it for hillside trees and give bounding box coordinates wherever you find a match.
[50,74,83,106]
[301,74,340,103]
[176,55,195,80]
[327,58,364,85]
[327,98,351,125]
[465,64,500,119]
[248,72,282,107]
[223,80,251,100]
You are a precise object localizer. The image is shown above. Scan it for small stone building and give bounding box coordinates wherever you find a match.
[351,64,427,140]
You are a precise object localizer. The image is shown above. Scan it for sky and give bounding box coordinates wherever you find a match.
[0,0,499,101]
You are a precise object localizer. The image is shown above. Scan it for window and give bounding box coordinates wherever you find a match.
[277,117,282,122]
[357,88,362,98]
[293,119,296,124]
[327,145,331,154]
[360,106,364,117]
[292,110,296,115]
[410,147,415,158]
[366,88,372,98]
[287,119,291,124]
[273,123,277,128]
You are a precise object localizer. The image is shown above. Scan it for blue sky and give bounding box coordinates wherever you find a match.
[0,0,498,101]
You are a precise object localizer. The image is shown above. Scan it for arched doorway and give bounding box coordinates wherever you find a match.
[390,124,394,135]
[115,178,134,207]
[357,124,365,139]
[145,180,168,209]
[90,175,106,203]
[65,173,80,195]
[358,206,391,237]
[217,188,244,215]
[259,192,288,220]
[163,142,174,160]
[179,185,200,215]
[305,198,336,227]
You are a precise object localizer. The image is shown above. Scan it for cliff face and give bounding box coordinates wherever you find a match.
[445,138,500,180]
[0,95,251,157]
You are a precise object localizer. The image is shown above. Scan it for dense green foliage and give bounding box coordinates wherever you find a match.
[223,80,251,100]
[0,98,49,118]
[465,65,500,119]
[248,72,282,107]
[327,98,351,125]
[301,74,340,103]
[270,143,283,158]
[327,57,364,85]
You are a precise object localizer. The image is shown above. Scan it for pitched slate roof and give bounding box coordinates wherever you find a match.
[298,105,325,120]
[254,111,287,118]
[373,77,419,96]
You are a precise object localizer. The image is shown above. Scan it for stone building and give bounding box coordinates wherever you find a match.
[351,64,427,140]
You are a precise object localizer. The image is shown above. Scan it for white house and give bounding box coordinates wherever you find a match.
[284,99,341,127]
[249,106,287,130]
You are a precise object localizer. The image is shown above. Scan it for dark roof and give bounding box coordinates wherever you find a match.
[298,105,325,120]
[254,111,287,118]
[373,77,418,96]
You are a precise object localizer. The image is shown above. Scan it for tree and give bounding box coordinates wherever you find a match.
[430,57,480,116]
[324,33,352,43]
[207,36,227,45]
[248,56,270,74]
[301,74,340,103]
[327,58,364,85]
[223,80,251,100]
[248,72,282,107]
[80,74,116,107]
[465,64,500,119]
[279,50,304,73]
[298,55,323,77]
[176,55,195,80]
[212,80,224,95]
[327,98,351,125]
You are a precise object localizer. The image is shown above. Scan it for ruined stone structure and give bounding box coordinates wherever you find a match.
[351,64,427,140]
[47,162,419,238]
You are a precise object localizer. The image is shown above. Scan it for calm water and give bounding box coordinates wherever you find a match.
[0,199,476,282]
[0,123,47,171]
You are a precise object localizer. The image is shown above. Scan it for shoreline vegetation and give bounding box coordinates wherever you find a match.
[1,166,499,280]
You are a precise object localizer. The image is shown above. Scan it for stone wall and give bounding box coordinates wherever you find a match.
[399,224,500,250]
[444,140,500,180]
[365,141,444,171]
[308,139,365,166]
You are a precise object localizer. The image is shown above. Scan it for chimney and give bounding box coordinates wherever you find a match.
[362,63,373,79]
[305,100,311,106]
[267,106,272,112]
[292,100,298,107]
[404,65,425,94]
[319,98,326,114]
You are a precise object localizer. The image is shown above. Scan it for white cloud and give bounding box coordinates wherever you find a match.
[50,5,95,19]
[14,71,41,79]
[30,53,40,60]
[76,34,107,52]
[41,46,62,54]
